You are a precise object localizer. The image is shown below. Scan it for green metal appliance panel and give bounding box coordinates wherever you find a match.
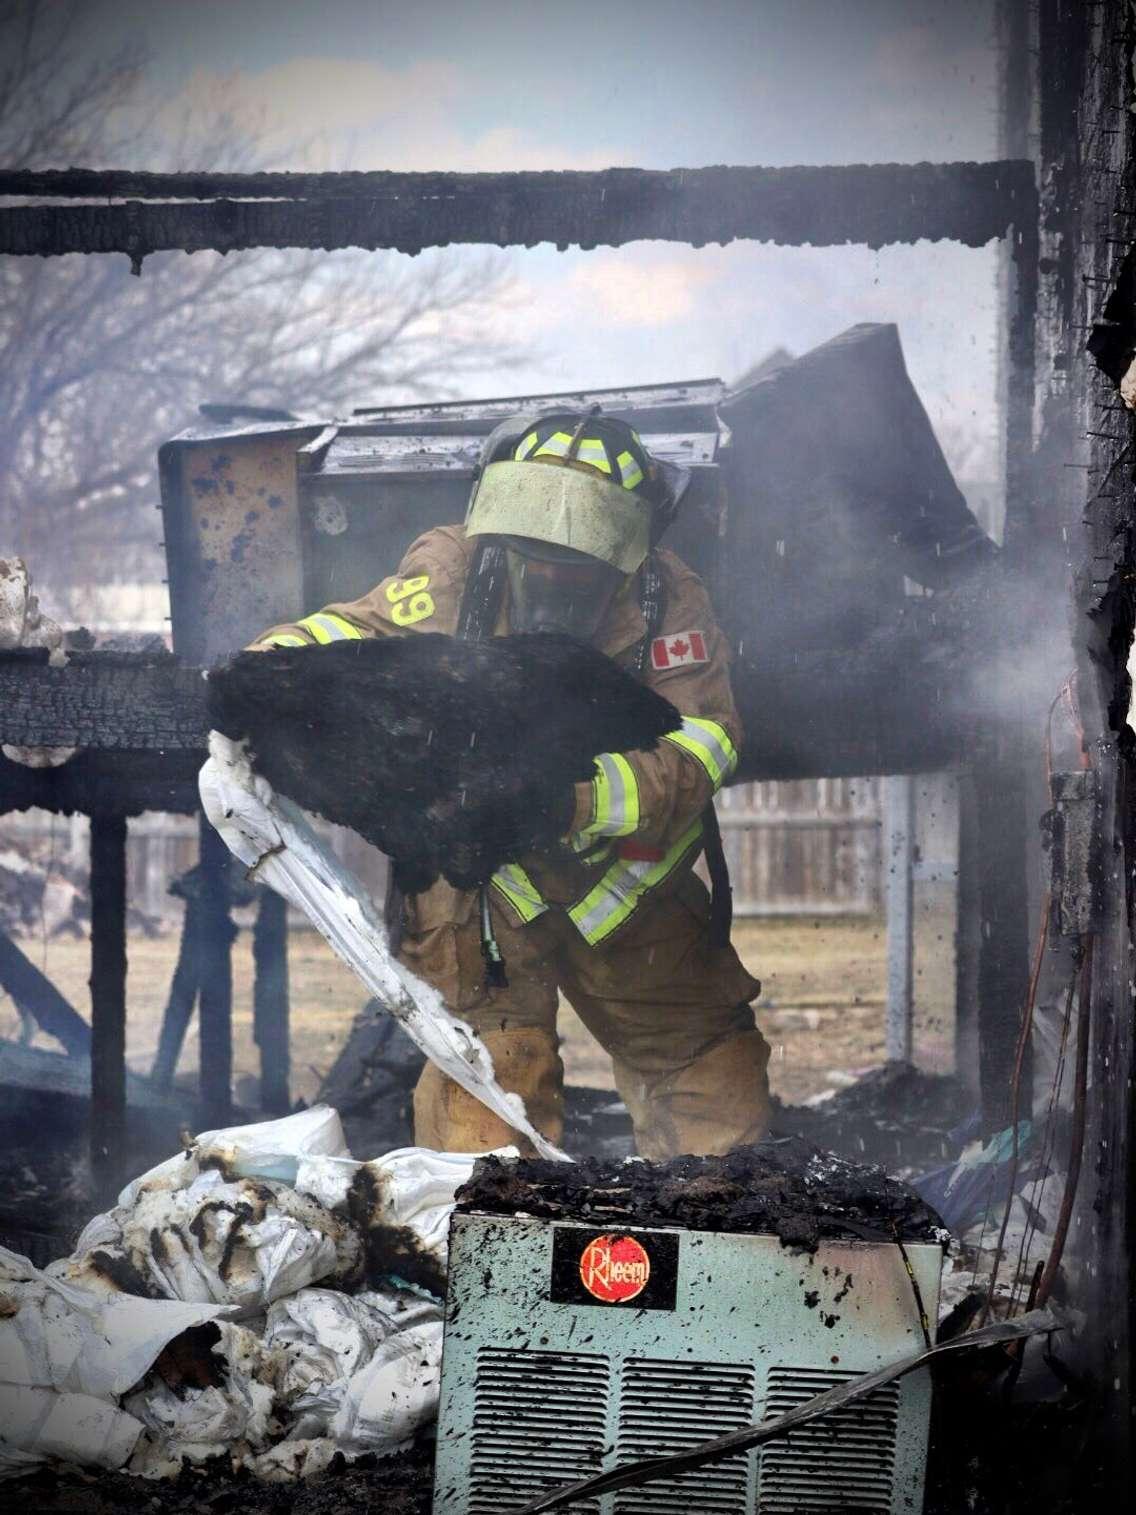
[435,1214,942,1515]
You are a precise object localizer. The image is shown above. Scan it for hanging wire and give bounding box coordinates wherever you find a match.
[979,674,1089,1322]
[979,883,1050,1322]
[893,1226,933,1350]
[1034,937,1094,1309]
[1007,971,1076,1313]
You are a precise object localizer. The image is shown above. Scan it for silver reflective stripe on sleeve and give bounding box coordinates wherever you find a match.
[296,612,365,644]
[582,751,640,837]
[490,862,549,924]
[661,717,738,789]
[568,832,616,868]
[567,818,703,946]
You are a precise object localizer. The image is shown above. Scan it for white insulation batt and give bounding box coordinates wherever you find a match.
[0,1107,509,1481]
[200,732,568,1162]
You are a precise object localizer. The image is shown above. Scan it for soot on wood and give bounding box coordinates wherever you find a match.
[207,634,680,894]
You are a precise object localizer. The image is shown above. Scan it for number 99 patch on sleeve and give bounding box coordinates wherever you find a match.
[385,574,435,626]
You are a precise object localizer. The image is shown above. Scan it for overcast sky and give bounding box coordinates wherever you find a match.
[68,0,1003,489]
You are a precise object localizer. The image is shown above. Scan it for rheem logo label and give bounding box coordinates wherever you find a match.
[578,1234,651,1303]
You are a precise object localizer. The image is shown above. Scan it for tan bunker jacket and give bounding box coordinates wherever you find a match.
[255,525,769,1157]
[257,524,743,943]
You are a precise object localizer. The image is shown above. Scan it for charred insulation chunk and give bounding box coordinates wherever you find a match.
[207,634,680,894]
[457,1135,945,1252]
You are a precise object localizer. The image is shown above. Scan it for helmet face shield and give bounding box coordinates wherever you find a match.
[466,461,651,573]
[503,538,624,638]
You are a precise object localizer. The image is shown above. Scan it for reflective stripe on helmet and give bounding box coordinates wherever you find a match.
[531,431,573,460]
[490,861,549,924]
[616,449,644,490]
[573,438,613,474]
[567,817,704,946]
[518,430,642,488]
[296,612,364,644]
[263,633,308,647]
[662,717,738,790]
[582,751,640,838]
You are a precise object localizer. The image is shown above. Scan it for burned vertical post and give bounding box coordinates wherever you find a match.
[149,896,201,1091]
[89,814,127,1202]
[1025,0,1136,1485]
[884,775,915,1063]
[196,811,234,1125]
[973,737,1031,1131]
[1042,0,1136,1482]
[968,5,1041,1135]
[953,772,982,1097]
[253,887,290,1114]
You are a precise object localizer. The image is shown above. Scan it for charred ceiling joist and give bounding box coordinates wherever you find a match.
[0,161,1036,265]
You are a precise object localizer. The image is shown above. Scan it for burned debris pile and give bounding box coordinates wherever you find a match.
[207,635,679,894]
[774,1060,971,1172]
[457,1133,946,1251]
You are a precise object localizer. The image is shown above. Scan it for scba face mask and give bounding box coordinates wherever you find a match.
[503,537,625,639]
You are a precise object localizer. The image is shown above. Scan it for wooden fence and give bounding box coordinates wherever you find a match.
[715,778,883,916]
[3,779,883,925]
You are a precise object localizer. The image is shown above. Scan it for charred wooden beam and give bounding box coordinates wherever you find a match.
[150,899,202,1092]
[196,815,235,1126]
[0,748,202,818]
[731,652,970,781]
[0,161,1036,263]
[89,815,127,1202]
[0,927,92,1056]
[0,642,987,789]
[0,651,205,750]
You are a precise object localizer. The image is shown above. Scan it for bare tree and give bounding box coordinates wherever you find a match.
[0,1,519,601]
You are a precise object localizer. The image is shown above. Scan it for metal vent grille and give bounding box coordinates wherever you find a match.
[756,1367,900,1513]
[612,1358,756,1514]
[467,1348,610,1514]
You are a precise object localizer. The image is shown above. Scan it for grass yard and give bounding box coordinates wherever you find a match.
[0,894,956,1110]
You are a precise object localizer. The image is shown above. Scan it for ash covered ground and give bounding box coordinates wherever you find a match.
[6,1444,434,1515]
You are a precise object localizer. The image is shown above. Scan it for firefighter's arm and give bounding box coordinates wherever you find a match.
[248,529,463,648]
[567,616,742,850]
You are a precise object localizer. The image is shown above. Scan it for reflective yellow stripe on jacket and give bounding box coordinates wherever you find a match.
[296,612,365,644]
[568,832,616,868]
[567,818,704,946]
[661,717,737,789]
[490,861,548,923]
[263,633,307,648]
[581,751,640,838]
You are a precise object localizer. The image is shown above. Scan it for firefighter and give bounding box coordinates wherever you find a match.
[253,412,771,1159]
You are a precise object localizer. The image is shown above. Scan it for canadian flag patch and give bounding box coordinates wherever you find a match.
[651,630,708,670]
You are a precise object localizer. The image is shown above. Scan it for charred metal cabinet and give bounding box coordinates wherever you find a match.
[158,382,726,665]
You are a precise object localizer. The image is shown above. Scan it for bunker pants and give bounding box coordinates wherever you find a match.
[404,871,770,1160]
